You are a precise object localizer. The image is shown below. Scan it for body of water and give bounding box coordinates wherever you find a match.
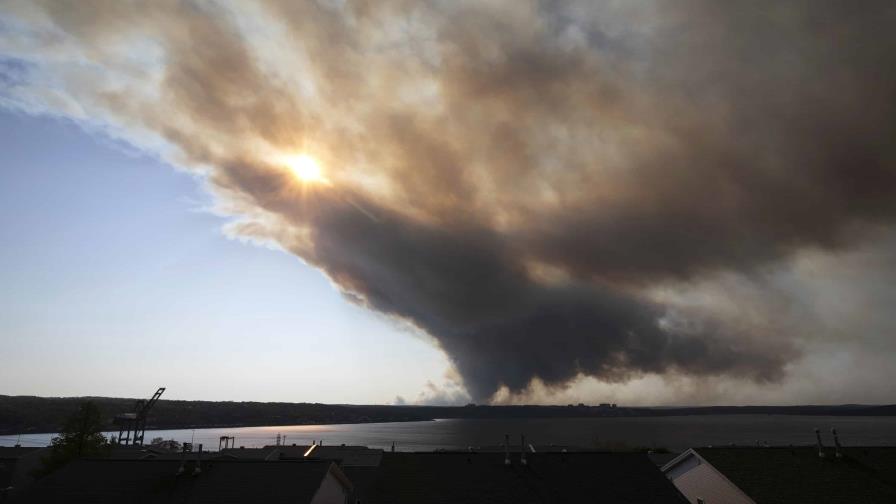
[4,415,896,452]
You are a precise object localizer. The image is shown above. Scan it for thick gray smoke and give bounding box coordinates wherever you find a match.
[2,0,895,401]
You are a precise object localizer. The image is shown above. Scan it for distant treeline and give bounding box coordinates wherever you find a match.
[1,395,894,435]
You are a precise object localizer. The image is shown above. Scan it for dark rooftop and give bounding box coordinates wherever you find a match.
[345,451,687,503]
[0,447,41,460]
[14,458,339,504]
[696,446,896,504]
[1,446,47,493]
[266,444,384,467]
[217,446,281,460]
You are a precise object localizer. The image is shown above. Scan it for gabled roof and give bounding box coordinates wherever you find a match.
[345,451,687,503]
[17,458,345,504]
[677,447,896,504]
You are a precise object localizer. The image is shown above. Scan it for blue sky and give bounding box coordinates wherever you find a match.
[0,109,450,403]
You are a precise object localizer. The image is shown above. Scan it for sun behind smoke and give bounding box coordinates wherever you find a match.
[285,154,328,185]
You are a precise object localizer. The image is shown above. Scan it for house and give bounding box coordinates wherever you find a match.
[662,446,896,504]
[13,458,353,504]
[344,451,687,503]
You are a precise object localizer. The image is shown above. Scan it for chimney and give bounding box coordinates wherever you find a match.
[193,444,203,475]
[177,444,187,475]
[831,428,843,458]
[520,435,527,466]
[504,434,511,465]
[814,428,825,458]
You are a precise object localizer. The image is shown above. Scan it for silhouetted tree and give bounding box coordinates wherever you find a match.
[149,437,182,452]
[37,401,111,475]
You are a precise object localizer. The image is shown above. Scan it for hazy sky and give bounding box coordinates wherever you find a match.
[1,1,895,406]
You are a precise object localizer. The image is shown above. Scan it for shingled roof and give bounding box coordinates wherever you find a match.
[695,446,896,504]
[344,451,687,503]
[15,458,346,504]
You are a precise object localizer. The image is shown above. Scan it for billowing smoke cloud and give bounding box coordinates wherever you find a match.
[2,0,895,402]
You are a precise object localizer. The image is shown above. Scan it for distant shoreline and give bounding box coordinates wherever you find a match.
[3,395,895,437]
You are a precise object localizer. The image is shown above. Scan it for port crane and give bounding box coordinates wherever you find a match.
[113,387,165,446]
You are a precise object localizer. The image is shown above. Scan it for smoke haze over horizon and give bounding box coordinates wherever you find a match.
[2,0,896,405]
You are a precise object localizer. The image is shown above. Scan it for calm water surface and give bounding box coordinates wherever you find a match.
[5,415,896,451]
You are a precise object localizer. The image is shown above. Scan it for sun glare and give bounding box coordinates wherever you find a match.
[286,154,328,184]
